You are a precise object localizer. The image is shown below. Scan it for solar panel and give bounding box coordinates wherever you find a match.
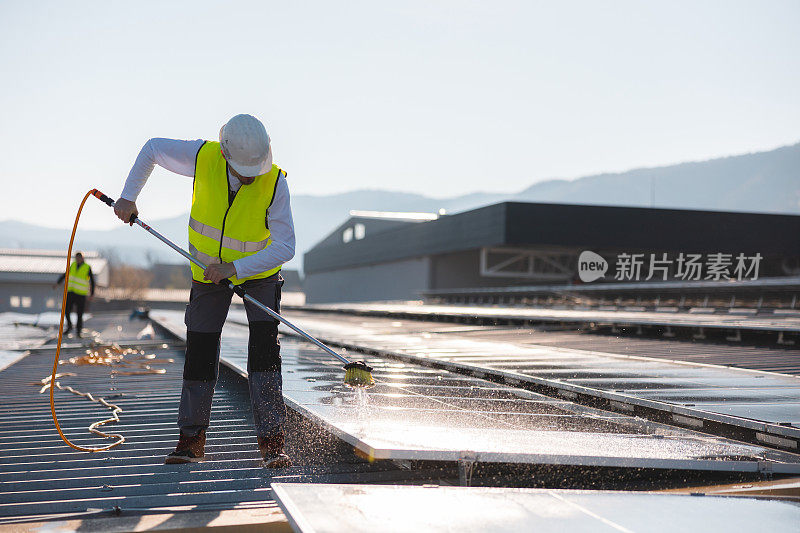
[271,483,800,533]
[300,301,800,332]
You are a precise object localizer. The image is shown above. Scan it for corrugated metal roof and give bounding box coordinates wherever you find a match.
[0,254,107,277]
[0,249,101,258]
[0,313,421,525]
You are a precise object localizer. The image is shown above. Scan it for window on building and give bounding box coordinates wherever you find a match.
[21,297,32,308]
[9,296,20,308]
[354,223,366,240]
[343,227,353,243]
[46,298,56,308]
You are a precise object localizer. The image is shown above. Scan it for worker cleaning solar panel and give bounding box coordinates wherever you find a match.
[50,114,374,468]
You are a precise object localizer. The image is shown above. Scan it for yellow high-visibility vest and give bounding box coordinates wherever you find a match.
[67,262,91,295]
[188,141,283,285]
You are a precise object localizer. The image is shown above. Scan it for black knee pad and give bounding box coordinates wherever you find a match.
[248,321,280,372]
[184,331,221,381]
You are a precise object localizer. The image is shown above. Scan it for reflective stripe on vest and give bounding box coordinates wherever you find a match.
[188,243,221,266]
[188,141,283,285]
[188,217,270,253]
[67,262,91,295]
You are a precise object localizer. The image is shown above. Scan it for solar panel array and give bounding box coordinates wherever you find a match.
[153,312,800,474]
[268,311,800,448]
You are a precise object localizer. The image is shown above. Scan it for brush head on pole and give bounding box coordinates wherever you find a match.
[343,361,375,388]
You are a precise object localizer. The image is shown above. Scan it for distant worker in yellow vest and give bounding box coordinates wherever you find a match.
[114,114,295,468]
[53,252,95,337]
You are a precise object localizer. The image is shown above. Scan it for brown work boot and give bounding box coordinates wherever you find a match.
[165,429,206,464]
[258,432,291,468]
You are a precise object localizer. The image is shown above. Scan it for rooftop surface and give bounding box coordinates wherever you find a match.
[0,249,108,284]
[0,314,417,529]
[1,310,799,531]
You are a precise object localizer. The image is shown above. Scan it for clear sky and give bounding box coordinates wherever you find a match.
[1,1,798,229]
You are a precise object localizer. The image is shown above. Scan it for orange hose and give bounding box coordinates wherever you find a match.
[50,189,125,451]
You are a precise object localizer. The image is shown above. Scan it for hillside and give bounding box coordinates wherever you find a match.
[516,143,800,212]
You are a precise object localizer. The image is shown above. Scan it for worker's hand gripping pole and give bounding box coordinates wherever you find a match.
[90,189,357,368]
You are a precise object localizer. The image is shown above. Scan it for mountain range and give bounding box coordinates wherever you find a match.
[2,142,798,272]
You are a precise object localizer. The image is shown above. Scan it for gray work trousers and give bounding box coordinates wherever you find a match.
[177,274,287,438]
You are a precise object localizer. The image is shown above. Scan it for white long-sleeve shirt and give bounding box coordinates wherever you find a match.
[121,138,295,279]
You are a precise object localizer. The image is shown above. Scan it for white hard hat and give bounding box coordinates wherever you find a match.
[219,114,273,177]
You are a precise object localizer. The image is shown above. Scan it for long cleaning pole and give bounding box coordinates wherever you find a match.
[91,190,350,365]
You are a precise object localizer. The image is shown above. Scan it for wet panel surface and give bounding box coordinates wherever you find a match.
[150,312,800,473]
[267,311,800,433]
[290,308,800,375]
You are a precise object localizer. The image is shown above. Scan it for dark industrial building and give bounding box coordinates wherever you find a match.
[303,202,800,303]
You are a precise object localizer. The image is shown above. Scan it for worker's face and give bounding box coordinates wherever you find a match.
[227,162,256,186]
[75,254,84,265]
